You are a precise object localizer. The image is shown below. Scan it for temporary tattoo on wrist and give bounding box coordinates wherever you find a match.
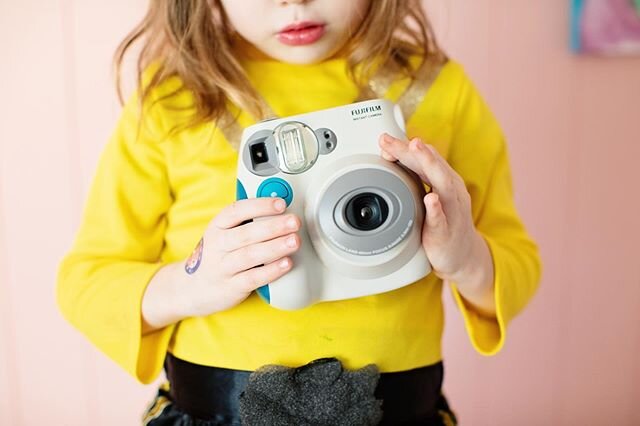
[185,238,204,274]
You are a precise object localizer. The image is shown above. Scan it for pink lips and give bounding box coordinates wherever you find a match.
[277,21,325,46]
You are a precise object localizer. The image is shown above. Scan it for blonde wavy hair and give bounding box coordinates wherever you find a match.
[114,0,443,128]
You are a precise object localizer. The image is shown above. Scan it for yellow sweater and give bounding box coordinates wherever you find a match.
[56,56,542,384]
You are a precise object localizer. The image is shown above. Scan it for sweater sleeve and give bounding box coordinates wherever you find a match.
[56,91,176,384]
[445,63,542,355]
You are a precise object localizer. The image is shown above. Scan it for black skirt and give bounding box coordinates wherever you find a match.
[142,353,457,426]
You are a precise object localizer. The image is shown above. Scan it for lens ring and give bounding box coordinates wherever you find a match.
[317,166,417,256]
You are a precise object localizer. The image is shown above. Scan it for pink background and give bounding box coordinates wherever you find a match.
[1,1,640,425]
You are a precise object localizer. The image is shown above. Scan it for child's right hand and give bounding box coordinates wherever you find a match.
[141,197,301,333]
[181,197,301,317]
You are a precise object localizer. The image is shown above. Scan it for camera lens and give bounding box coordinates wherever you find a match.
[250,141,269,165]
[345,192,389,231]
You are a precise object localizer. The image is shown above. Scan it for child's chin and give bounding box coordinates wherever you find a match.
[266,43,339,65]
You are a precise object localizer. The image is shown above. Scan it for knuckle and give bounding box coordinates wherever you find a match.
[229,200,243,215]
[420,151,437,169]
[237,274,254,292]
[248,268,267,289]
[243,270,257,290]
[428,156,440,169]
[211,212,224,229]
[458,184,470,203]
[445,176,456,190]
[235,227,250,248]
[412,137,424,147]
[462,184,471,198]
[245,245,260,264]
[464,190,472,206]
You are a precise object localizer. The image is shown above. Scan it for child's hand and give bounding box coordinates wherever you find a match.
[378,133,482,283]
[182,197,302,317]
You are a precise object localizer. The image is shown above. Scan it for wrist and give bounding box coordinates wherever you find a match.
[447,232,497,317]
[165,260,195,319]
[452,232,485,285]
[142,261,191,333]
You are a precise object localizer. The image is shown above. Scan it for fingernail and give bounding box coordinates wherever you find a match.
[279,258,290,269]
[287,217,298,229]
[274,199,286,211]
[286,235,298,248]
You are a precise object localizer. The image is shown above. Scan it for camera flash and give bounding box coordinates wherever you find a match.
[274,122,318,174]
[281,127,305,170]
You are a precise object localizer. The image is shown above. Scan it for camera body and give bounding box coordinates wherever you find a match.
[236,99,431,310]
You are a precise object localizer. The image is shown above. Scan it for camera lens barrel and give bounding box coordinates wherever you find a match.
[345,193,389,231]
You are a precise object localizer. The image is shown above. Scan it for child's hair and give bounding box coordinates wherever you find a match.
[114,0,443,128]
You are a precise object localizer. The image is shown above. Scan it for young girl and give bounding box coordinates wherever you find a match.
[56,0,542,424]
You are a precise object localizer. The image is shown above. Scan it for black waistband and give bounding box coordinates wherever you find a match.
[164,353,444,425]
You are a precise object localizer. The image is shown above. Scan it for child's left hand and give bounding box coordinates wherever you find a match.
[378,133,484,284]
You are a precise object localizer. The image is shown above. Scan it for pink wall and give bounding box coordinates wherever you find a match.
[1,1,639,425]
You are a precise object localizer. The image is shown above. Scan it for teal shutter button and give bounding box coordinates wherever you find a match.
[257,178,294,206]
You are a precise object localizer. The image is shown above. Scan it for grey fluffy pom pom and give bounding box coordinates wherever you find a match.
[238,357,383,426]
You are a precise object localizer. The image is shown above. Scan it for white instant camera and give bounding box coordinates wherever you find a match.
[236,99,432,310]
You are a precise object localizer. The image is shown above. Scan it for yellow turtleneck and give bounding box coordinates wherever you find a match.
[56,56,541,384]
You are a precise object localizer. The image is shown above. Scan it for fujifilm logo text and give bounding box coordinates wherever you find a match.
[351,105,382,116]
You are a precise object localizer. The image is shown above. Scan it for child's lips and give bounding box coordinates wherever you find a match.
[277,22,326,46]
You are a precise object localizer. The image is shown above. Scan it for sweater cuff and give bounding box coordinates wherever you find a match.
[449,234,507,356]
[57,258,176,384]
[133,263,176,384]
[137,321,176,384]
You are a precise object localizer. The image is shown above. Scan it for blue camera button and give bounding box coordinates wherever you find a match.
[257,178,293,206]
[236,179,248,200]
[256,284,271,303]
